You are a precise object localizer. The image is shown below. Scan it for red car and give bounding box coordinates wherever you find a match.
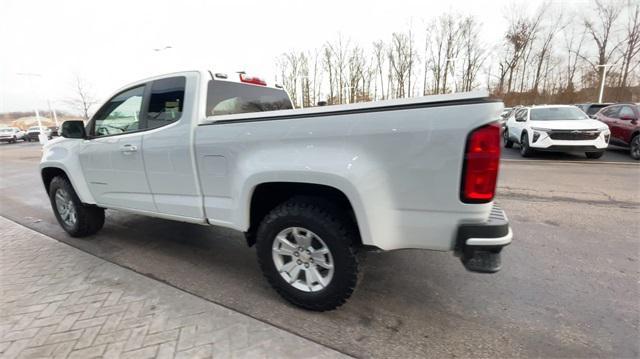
[595,104,640,160]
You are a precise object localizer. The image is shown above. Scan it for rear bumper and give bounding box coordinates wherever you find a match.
[455,205,512,273]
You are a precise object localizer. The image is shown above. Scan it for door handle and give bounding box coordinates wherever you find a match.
[120,144,138,154]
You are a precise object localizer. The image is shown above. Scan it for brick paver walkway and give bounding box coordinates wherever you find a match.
[0,216,345,359]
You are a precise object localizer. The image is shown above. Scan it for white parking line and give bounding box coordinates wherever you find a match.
[502,159,639,166]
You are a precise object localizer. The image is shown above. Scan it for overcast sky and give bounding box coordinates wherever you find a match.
[1,0,588,114]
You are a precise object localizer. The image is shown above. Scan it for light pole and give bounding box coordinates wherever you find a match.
[48,99,59,127]
[446,57,458,94]
[16,72,48,144]
[295,76,309,109]
[596,64,614,104]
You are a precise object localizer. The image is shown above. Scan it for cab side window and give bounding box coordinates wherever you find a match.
[146,77,186,130]
[93,86,144,137]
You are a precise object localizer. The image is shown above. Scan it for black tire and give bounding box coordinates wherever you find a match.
[503,128,514,148]
[256,197,359,311]
[520,132,533,157]
[49,176,105,237]
[630,135,640,160]
[585,151,604,159]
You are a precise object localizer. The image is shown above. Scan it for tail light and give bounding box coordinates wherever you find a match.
[461,123,501,203]
[239,73,267,86]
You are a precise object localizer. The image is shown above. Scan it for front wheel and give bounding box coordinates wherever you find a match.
[49,176,105,237]
[586,151,604,159]
[630,135,640,160]
[503,128,514,148]
[520,132,533,157]
[256,197,359,311]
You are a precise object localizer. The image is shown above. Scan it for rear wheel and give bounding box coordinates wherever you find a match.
[630,135,640,160]
[585,151,604,159]
[49,176,105,237]
[520,132,533,157]
[503,128,513,148]
[256,197,359,311]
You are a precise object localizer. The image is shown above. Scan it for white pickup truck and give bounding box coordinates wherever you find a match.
[40,70,512,311]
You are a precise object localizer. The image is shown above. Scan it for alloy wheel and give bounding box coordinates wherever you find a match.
[54,188,77,227]
[272,227,335,292]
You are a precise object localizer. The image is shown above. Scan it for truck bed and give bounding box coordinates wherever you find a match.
[194,90,503,251]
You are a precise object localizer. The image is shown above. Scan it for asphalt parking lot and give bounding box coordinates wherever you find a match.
[0,140,638,358]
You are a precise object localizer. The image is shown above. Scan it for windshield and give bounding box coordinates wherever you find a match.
[530,107,589,121]
[28,127,43,131]
[0,128,13,133]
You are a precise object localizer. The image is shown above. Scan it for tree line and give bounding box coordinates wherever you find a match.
[276,0,640,107]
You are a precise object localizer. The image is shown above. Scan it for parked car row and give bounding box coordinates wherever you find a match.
[501,103,639,160]
[0,126,57,144]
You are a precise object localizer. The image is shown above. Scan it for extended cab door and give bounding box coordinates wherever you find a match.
[79,84,156,212]
[141,73,205,220]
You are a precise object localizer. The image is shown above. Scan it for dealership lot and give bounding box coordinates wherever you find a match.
[0,141,638,358]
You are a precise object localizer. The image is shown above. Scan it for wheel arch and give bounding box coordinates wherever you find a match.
[39,164,96,205]
[243,179,368,248]
[41,167,69,194]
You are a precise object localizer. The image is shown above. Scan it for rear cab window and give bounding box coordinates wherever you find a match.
[147,77,186,129]
[206,80,293,117]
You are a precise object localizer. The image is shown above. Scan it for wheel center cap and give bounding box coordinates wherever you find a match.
[300,252,311,262]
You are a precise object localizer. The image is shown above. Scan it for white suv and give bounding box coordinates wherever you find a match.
[504,105,610,159]
[0,127,26,143]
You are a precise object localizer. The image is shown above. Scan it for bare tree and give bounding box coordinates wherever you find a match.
[388,32,414,98]
[459,16,486,92]
[532,12,565,93]
[326,36,350,104]
[618,0,640,88]
[495,4,545,95]
[309,49,324,105]
[564,25,587,91]
[373,41,387,100]
[583,0,624,90]
[322,46,336,104]
[276,52,302,107]
[67,75,97,121]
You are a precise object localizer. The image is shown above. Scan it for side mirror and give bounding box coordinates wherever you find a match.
[515,117,526,122]
[60,121,87,139]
